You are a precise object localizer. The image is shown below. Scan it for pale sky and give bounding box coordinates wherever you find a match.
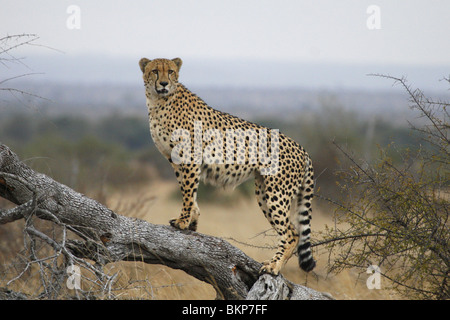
[2,0,450,65]
[1,0,450,91]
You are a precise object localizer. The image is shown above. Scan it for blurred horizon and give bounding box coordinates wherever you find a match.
[3,53,450,92]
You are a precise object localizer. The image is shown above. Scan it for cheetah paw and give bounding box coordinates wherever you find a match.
[169,218,189,230]
[259,260,280,276]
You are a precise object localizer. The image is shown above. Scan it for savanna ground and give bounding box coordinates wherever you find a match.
[0,82,446,300]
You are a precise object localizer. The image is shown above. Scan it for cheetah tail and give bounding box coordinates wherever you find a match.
[295,159,316,272]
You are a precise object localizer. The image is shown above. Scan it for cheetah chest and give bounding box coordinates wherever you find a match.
[148,117,173,159]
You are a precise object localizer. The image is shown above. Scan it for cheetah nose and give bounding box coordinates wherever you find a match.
[160,81,168,87]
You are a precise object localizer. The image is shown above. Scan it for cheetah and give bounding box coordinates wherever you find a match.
[139,57,316,275]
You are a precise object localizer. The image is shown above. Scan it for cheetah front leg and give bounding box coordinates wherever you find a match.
[169,163,201,231]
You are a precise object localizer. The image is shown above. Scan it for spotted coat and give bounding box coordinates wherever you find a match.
[139,57,316,275]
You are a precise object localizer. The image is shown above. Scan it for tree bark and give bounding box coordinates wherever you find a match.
[0,143,332,300]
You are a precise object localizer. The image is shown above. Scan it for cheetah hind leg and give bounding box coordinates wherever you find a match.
[259,223,299,276]
[255,178,299,275]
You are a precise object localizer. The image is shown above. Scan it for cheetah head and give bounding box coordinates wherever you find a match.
[139,57,182,97]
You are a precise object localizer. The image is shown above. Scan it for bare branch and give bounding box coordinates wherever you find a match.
[0,33,57,103]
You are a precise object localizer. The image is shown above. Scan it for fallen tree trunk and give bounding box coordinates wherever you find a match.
[0,143,332,300]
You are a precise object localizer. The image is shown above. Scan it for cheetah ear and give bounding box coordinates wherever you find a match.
[139,58,151,73]
[172,58,182,71]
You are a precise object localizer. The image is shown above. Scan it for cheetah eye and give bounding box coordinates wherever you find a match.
[168,70,174,75]
[152,69,158,74]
